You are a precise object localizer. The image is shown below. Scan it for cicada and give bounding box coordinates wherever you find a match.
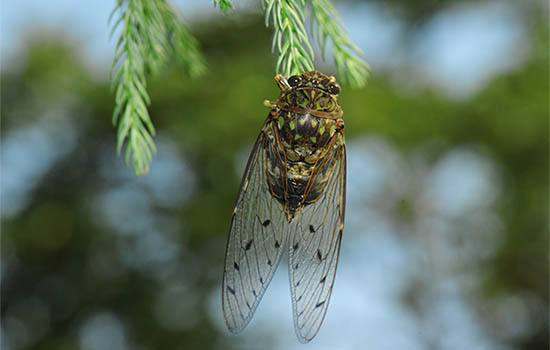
[222,71,346,342]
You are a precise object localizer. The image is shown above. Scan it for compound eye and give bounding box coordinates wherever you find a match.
[328,83,341,95]
[288,75,301,87]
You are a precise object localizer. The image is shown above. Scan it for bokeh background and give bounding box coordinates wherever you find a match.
[1,0,548,349]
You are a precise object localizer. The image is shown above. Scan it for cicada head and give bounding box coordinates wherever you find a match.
[274,71,342,118]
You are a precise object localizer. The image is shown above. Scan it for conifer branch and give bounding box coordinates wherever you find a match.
[110,0,204,175]
[259,0,368,85]
[310,0,369,87]
[110,0,368,175]
[264,0,315,76]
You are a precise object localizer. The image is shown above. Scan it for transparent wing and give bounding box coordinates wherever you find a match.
[222,121,289,333]
[288,144,346,343]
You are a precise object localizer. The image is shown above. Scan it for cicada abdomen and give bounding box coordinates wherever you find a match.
[222,71,346,343]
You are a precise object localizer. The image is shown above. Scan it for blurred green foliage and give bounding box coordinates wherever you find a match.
[1,5,548,350]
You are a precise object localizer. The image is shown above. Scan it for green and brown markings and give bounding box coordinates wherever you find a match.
[264,71,345,220]
[223,71,346,343]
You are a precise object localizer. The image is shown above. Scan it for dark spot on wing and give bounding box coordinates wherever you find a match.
[293,242,299,251]
[233,262,240,271]
[274,240,280,249]
[320,275,327,283]
[309,225,316,233]
[294,263,299,270]
[260,277,264,284]
[246,301,251,309]
[316,249,322,261]
[297,295,303,302]
[262,219,271,227]
[296,280,301,287]
[227,286,236,295]
[244,239,253,250]
[253,289,257,297]
[267,259,272,266]
[315,301,326,308]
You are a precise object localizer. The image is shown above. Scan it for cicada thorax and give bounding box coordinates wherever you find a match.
[265,106,344,221]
